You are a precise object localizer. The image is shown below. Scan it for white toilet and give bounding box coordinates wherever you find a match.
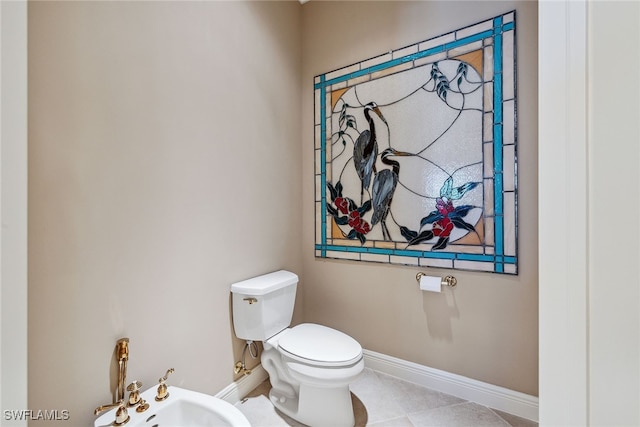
[231,270,364,427]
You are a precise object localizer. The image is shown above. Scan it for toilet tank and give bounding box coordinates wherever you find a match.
[230,270,298,341]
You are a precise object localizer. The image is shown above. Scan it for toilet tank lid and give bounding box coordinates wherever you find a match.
[230,270,298,295]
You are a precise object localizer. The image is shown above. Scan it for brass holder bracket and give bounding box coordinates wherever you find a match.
[441,275,457,288]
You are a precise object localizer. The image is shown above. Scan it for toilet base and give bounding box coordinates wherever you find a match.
[270,383,355,427]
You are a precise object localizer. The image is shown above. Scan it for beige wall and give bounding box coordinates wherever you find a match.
[301,1,538,396]
[27,2,301,425]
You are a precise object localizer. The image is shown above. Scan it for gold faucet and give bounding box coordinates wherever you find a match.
[115,338,129,403]
[94,338,135,424]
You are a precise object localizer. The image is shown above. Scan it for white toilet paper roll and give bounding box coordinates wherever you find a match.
[419,275,441,292]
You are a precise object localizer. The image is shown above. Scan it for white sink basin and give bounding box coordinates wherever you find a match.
[94,386,251,427]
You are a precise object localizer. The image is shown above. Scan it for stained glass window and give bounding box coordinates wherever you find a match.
[314,12,518,274]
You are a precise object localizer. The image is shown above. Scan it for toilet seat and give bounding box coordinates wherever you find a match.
[277,323,362,367]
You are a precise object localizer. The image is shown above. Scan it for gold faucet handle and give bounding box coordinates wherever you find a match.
[155,368,174,401]
[113,405,130,426]
[94,400,122,415]
[94,400,130,426]
[126,381,142,406]
[159,368,174,384]
[126,380,142,393]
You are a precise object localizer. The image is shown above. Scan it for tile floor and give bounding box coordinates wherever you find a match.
[235,369,538,427]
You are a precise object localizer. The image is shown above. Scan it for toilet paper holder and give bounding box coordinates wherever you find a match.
[416,272,457,288]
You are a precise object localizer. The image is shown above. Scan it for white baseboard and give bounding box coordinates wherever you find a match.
[215,364,268,405]
[215,350,538,422]
[363,349,538,422]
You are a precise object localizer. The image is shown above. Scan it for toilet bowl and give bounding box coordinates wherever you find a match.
[263,323,364,426]
[230,271,364,427]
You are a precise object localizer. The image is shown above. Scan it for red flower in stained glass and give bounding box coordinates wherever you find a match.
[335,197,350,214]
[432,217,454,237]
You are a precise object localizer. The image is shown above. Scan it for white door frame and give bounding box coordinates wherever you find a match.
[1,1,29,424]
[538,1,589,425]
